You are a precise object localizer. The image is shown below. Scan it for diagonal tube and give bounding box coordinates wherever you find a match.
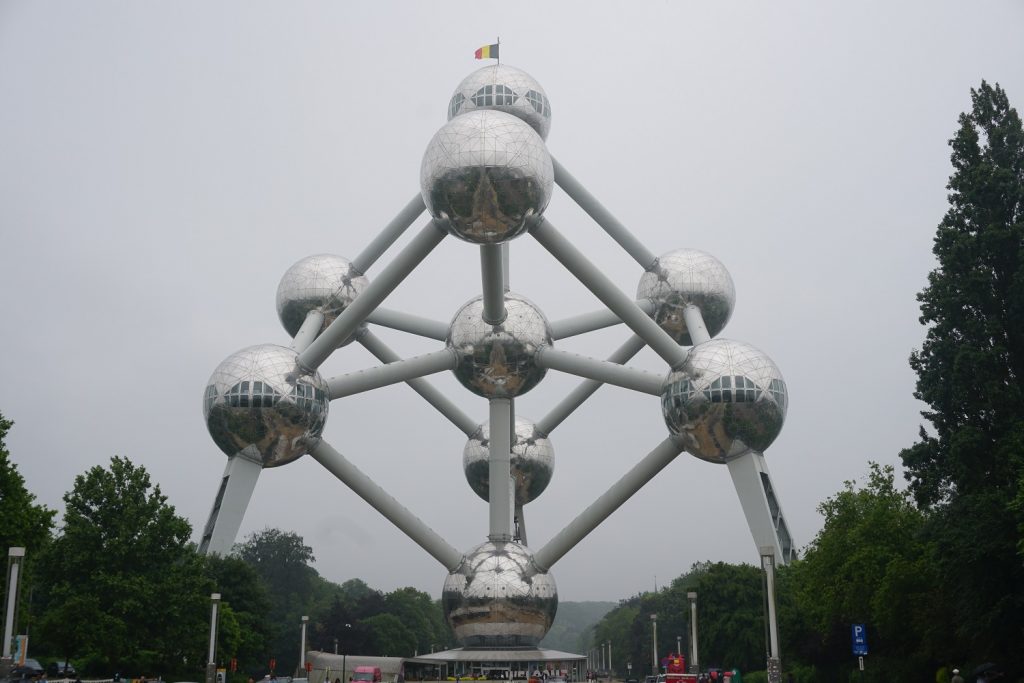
[537,335,648,435]
[310,439,463,570]
[536,346,664,396]
[682,304,712,345]
[358,330,478,436]
[298,220,447,371]
[552,156,658,270]
[365,307,449,341]
[326,349,457,399]
[351,194,427,274]
[291,310,325,353]
[549,300,655,340]
[532,435,685,573]
[531,217,687,368]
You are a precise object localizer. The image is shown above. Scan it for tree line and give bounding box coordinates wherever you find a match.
[585,81,1024,683]
[0,436,452,680]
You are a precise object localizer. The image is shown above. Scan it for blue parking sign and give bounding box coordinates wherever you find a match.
[851,624,868,656]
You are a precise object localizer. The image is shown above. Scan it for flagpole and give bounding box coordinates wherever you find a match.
[497,36,500,65]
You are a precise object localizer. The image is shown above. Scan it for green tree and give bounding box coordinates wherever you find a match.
[383,587,448,656]
[0,412,56,635]
[236,528,319,673]
[363,613,416,657]
[204,554,273,674]
[785,464,942,681]
[35,456,210,675]
[899,81,1024,670]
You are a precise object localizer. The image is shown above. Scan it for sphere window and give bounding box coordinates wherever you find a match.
[448,93,466,119]
[472,84,517,107]
[733,376,757,403]
[293,383,327,414]
[204,385,217,413]
[525,90,550,117]
[705,376,733,403]
[769,378,788,411]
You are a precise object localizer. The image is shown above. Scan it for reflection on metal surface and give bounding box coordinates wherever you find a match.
[443,541,557,648]
[276,254,369,339]
[204,344,328,467]
[464,416,554,505]
[422,110,553,244]
[447,293,552,398]
[661,339,787,462]
[637,249,735,345]
[447,64,552,140]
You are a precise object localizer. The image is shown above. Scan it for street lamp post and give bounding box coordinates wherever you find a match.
[676,636,681,657]
[206,593,221,683]
[342,623,352,683]
[299,616,309,679]
[650,614,658,676]
[687,592,699,675]
[607,640,612,678]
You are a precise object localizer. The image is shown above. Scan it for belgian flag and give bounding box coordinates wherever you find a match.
[474,43,499,60]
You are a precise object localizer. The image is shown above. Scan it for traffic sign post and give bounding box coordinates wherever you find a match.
[851,624,868,656]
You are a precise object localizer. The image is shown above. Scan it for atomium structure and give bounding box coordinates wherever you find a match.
[199,62,796,654]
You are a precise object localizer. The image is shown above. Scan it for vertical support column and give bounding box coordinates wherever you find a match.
[761,549,781,683]
[2,547,25,661]
[488,398,513,542]
[206,593,221,683]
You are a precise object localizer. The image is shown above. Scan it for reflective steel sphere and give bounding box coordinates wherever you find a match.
[276,254,369,340]
[637,249,735,345]
[447,64,552,140]
[203,344,329,467]
[464,416,554,505]
[421,110,553,244]
[447,293,551,398]
[443,541,558,648]
[661,339,788,463]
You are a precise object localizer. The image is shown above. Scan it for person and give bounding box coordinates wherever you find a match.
[951,669,964,683]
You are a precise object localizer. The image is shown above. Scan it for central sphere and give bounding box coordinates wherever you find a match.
[463,416,554,505]
[421,110,553,244]
[442,541,558,648]
[661,339,788,463]
[637,249,735,345]
[447,293,551,398]
[447,64,552,140]
[203,344,329,468]
[276,254,368,339]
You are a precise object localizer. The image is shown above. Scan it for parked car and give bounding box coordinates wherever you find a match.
[46,661,77,678]
[9,658,45,679]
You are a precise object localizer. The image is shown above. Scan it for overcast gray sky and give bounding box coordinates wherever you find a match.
[2,1,1023,602]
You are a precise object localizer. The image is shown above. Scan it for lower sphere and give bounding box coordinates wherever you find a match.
[661,338,788,462]
[442,541,558,648]
[203,344,329,467]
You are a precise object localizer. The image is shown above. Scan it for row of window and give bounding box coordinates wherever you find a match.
[448,87,552,119]
[203,381,327,413]
[666,375,788,406]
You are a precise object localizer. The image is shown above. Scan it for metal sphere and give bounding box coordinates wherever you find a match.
[442,541,558,648]
[203,344,329,468]
[447,293,552,398]
[276,254,369,340]
[447,64,552,140]
[421,110,553,244]
[661,339,788,463]
[637,249,735,345]
[464,416,554,505]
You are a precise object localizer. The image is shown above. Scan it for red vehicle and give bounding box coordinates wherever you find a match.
[659,654,695,683]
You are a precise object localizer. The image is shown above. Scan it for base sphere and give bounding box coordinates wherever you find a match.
[442,541,557,648]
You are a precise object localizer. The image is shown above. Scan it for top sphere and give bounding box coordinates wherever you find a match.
[203,344,329,468]
[276,254,369,339]
[421,110,553,244]
[661,339,788,462]
[447,64,552,140]
[637,249,735,345]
